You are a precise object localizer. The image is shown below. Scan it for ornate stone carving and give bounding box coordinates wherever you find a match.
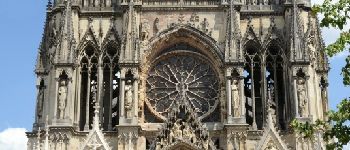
[140,19,150,41]
[81,103,111,150]
[189,13,199,27]
[153,18,160,34]
[297,77,308,117]
[37,84,45,119]
[146,53,219,120]
[232,79,240,117]
[150,100,216,150]
[58,80,67,119]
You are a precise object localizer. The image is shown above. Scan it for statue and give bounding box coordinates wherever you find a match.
[91,80,97,103]
[125,80,133,118]
[201,18,209,33]
[140,20,150,41]
[189,13,199,27]
[297,77,308,117]
[173,120,182,137]
[183,123,191,139]
[153,18,160,34]
[37,87,44,119]
[58,80,67,119]
[232,79,240,117]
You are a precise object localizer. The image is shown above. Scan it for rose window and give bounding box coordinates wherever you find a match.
[146,53,219,120]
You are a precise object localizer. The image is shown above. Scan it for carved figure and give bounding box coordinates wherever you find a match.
[140,20,150,41]
[189,13,199,27]
[125,80,133,118]
[178,14,185,24]
[232,79,240,117]
[91,80,97,103]
[201,18,209,33]
[153,18,160,34]
[297,78,308,117]
[173,120,182,137]
[58,80,67,119]
[37,87,44,119]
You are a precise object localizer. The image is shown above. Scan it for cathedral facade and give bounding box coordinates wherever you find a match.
[27,0,329,149]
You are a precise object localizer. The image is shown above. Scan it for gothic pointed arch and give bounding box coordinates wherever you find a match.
[101,26,121,51]
[145,25,224,66]
[100,26,121,130]
[77,25,100,58]
[78,40,99,131]
[242,23,261,48]
[262,21,285,54]
[242,25,264,129]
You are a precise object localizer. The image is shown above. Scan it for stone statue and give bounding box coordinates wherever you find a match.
[125,80,133,118]
[58,80,67,119]
[173,120,182,137]
[91,80,97,103]
[201,18,209,33]
[297,77,308,117]
[153,18,160,34]
[37,87,44,119]
[140,20,150,41]
[183,123,191,139]
[231,79,240,117]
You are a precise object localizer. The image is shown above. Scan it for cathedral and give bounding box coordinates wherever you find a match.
[27,0,330,149]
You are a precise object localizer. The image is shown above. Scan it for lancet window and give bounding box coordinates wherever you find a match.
[79,45,99,131]
[265,42,286,129]
[78,41,120,131]
[102,44,120,131]
[244,41,286,130]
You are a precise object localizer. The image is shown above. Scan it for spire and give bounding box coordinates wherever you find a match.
[56,0,75,63]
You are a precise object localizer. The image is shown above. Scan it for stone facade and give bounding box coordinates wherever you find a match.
[27,0,329,149]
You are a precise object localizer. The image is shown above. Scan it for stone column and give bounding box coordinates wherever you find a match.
[97,64,104,121]
[227,76,232,123]
[119,69,126,123]
[305,76,311,117]
[250,62,257,130]
[108,67,113,130]
[239,75,245,120]
[293,77,299,117]
[133,70,139,124]
[84,68,92,130]
[75,67,82,127]
[54,76,59,121]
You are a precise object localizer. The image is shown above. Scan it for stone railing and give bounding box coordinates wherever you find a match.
[141,0,220,6]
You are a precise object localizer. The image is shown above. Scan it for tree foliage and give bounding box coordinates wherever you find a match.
[313,0,350,85]
[291,0,350,149]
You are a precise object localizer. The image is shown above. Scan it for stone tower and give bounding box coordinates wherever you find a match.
[27,0,329,149]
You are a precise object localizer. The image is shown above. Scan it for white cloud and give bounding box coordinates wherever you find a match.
[0,128,27,150]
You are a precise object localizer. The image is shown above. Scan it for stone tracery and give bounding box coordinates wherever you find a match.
[146,52,219,121]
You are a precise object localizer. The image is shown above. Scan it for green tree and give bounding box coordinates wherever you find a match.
[291,0,350,149]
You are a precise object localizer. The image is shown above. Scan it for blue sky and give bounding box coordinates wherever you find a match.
[0,0,349,132]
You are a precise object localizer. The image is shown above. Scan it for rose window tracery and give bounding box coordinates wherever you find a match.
[146,52,219,120]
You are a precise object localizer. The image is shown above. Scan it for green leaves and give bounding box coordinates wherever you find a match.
[291,99,350,150]
[313,0,350,86]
